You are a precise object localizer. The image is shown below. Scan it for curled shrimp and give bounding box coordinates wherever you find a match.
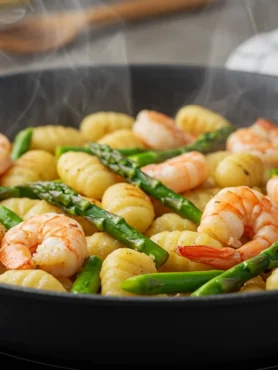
[141,151,208,193]
[0,213,87,277]
[227,118,278,167]
[133,110,196,150]
[266,175,278,205]
[176,186,278,269]
[0,133,12,175]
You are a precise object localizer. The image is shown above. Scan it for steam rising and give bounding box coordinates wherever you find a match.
[0,0,277,138]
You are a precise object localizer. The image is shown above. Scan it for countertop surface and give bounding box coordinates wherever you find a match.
[0,0,277,75]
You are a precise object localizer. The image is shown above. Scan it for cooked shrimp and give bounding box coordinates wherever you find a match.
[141,151,208,193]
[227,118,278,167]
[0,213,87,277]
[176,186,278,269]
[133,110,196,150]
[0,133,12,175]
[266,175,278,204]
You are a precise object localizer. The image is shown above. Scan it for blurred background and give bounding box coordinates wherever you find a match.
[0,0,277,76]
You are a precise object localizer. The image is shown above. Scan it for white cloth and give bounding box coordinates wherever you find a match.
[226,29,278,76]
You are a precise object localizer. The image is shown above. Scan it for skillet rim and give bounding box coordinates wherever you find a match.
[0,63,278,306]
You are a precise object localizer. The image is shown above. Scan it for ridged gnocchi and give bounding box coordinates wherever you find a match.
[214,152,264,188]
[31,125,85,154]
[0,198,40,219]
[86,232,125,260]
[205,151,232,180]
[0,150,58,186]
[102,183,155,233]
[266,268,278,291]
[175,105,231,136]
[24,200,63,219]
[145,213,197,237]
[80,112,134,141]
[239,276,265,293]
[182,188,221,212]
[0,270,66,292]
[97,129,145,149]
[100,248,157,296]
[150,230,222,272]
[57,151,117,199]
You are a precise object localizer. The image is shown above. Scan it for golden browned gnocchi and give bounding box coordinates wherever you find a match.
[266,268,278,291]
[100,248,156,296]
[239,276,266,293]
[80,112,134,141]
[31,125,85,154]
[145,213,197,238]
[57,151,117,199]
[150,230,222,272]
[182,188,221,212]
[1,106,278,300]
[0,150,58,186]
[0,270,66,292]
[102,183,155,233]
[86,232,125,260]
[175,105,231,136]
[0,198,40,219]
[205,150,232,180]
[214,152,264,188]
[97,129,146,149]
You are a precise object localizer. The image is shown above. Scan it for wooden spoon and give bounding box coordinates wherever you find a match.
[0,0,216,54]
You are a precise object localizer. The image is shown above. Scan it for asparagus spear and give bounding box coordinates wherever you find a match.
[71,256,102,294]
[55,146,148,158]
[190,241,278,296]
[270,168,278,178]
[88,143,202,224]
[11,127,33,161]
[120,270,224,295]
[0,182,168,268]
[128,125,235,167]
[0,205,22,229]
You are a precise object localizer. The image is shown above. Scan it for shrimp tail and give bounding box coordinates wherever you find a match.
[176,245,244,269]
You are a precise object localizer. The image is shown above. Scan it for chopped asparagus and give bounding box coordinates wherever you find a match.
[88,143,202,224]
[71,256,102,294]
[0,205,22,229]
[128,125,235,166]
[120,270,224,295]
[0,182,169,268]
[11,127,33,161]
[191,242,278,296]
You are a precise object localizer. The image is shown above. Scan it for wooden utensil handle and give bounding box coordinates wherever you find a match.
[86,0,214,25]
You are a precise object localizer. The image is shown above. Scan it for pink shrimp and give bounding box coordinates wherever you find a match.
[176,186,278,269]
[0,133,12,175]
[0,213,87,277]
[141,151,208,193]
[267,175,278,205]
[227,118,278,166]
[132,110,196,150]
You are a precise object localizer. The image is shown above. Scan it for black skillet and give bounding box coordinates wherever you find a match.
[0,65,278,365]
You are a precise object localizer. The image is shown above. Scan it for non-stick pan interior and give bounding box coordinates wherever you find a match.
[0,65,278,139]
[1,65,278,365]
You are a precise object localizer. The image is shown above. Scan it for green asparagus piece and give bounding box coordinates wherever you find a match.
[128,125,236,167]
[88,143,202,224]
[270,168,278,178]
[55,146,149,158]
[11,127,33,161]
[120,270,224,295]
[55,146,91,158]
[0,205,22,229]
[0,182,168,268]
[71,256,102,294]
[191,241,278,296]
